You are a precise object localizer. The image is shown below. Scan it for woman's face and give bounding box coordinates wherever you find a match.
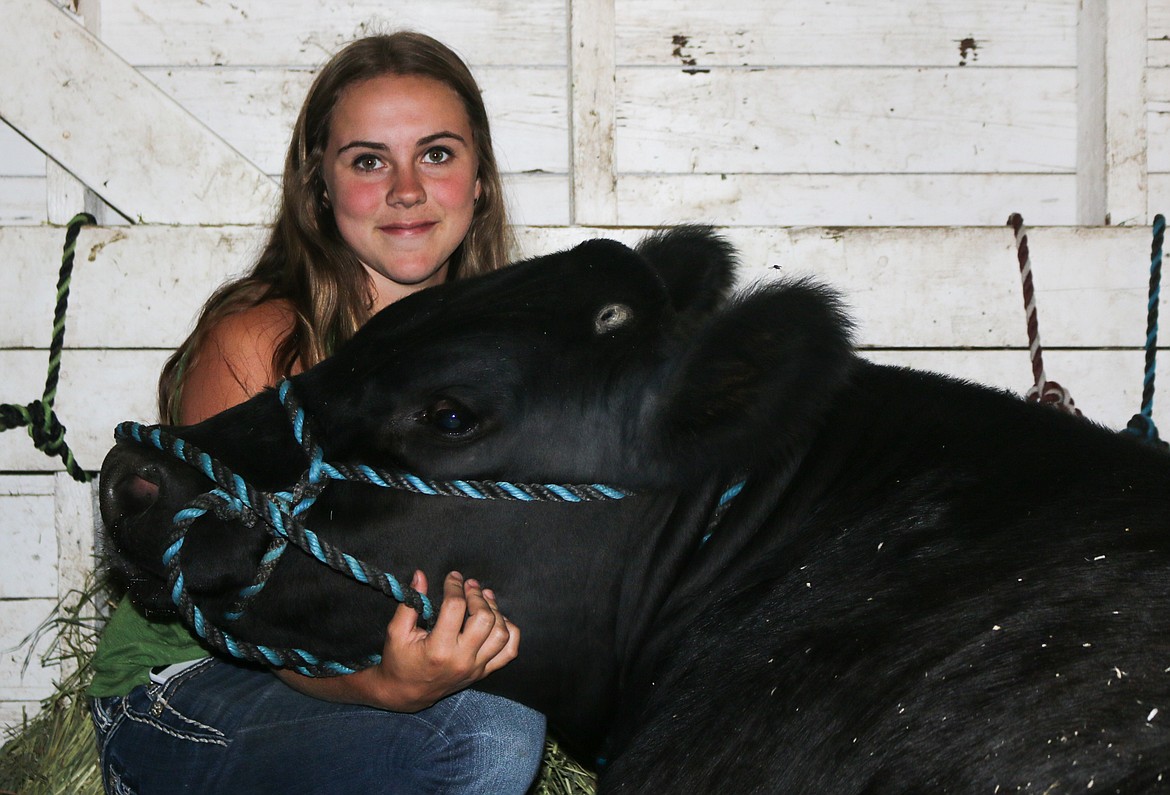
[322,74,482,309]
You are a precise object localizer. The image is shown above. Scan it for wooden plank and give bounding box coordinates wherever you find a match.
[614,67,1076,175]
[1151,173,1170,218]
[43,0,109,226]
[0,178,45,226]
[617,0,1076,67]
[1106,2,1149,225]
[862,349,1165,433]
[0,598,59,703]
[140,66,569,177]
[0,349,170,472]
[1078,0,1107,223]
[613,173,1077,226]
[98,0,568,67]
[1149,0,1170,67]
[0,0,278,224]
[724,225,1159,352]
[1077,0,1148,224]
[55,475,98,604]
[46,160,117,226]
[570,0,618,225]
[506,174,570,226]
[0,488,56,599]
[0,120,44,177]
[0,225,263,349]
[1148,66,1170,173]
[5,224,1161,350]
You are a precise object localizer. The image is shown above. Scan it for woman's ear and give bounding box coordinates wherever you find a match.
[655,278,856,478]
[474,177,482,204]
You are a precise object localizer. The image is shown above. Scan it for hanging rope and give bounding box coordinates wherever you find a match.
[115,378,634,676]
[1122,214,1168,449]
[1006,213,1082,416]
[0,213,95,481]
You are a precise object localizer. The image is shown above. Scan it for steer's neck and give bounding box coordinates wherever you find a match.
[466,484,726,760]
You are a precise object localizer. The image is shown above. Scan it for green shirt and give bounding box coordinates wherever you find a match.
[87,596,208,697]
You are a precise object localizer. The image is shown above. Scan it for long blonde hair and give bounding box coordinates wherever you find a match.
[159,31,511,423]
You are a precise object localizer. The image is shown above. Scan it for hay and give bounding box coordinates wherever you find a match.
[532,737,598,795]
[0,584,104,795]
[0,581,596,795]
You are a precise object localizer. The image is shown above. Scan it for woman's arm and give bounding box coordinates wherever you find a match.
[179,302,521,711]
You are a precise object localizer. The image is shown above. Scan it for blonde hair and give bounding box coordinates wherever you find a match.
[159,32,511,423]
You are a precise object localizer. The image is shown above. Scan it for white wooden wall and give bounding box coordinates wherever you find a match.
[1,0,1168,728]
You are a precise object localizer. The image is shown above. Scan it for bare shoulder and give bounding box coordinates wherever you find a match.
[180,300,298,424]
[208,300,298,354]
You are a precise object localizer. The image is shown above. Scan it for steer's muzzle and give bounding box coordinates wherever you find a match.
[99,440,215,616]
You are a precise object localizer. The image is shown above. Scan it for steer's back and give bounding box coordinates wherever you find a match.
[600,361,1170,792]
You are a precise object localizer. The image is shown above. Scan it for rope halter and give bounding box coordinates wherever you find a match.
[114,378,633,676]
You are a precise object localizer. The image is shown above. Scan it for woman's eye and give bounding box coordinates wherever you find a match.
[422,398,477,436]
[423,147,452,164]
[353,154,383,172]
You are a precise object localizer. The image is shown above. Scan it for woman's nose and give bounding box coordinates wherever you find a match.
[387,166,425,207]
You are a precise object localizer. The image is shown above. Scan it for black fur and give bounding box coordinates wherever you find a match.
[100,227,1170,791]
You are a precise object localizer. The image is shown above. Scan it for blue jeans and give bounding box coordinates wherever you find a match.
[90,658,546,794]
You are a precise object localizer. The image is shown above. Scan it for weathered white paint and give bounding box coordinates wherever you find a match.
[616,1,1077,67]
[0,0,278,224]
[96,0,568,67]
[570,0,618,224]
[1077,0,1148,226]
[0,597,59,703]
[612,173,1078,226]
[1,348,171,472]
[0,121,43,176]
[43,0,115,226]
[0,476,65,718]
[1148,0,1170,67]
[615,68,1076,175]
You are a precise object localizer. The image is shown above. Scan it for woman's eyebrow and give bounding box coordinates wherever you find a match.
[418,130,468,146]
[336,131,468,156]
[337,140,387,155]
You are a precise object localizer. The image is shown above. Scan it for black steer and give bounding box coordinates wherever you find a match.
[100,227,1170,792]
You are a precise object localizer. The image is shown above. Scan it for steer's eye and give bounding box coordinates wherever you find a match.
[419,398,478,437]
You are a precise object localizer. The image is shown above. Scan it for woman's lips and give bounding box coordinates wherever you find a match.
[379,221,436,236]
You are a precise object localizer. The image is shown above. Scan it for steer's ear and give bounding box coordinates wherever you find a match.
[655,278,856,478]
[636,226,738,317]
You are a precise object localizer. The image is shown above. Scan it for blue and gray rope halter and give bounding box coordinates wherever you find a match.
[114,378,633,676]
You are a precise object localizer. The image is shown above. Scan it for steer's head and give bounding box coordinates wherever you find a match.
[99,226,855,674]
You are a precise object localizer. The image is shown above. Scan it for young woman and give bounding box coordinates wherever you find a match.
[89,32,547,793]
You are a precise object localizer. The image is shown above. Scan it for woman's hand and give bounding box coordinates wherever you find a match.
[275,570,520,712]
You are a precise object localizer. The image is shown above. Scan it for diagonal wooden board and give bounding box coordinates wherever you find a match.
[0,0,277,224]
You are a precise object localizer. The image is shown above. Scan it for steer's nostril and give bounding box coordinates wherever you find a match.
[104,469,163,523]
[116,472,161,515]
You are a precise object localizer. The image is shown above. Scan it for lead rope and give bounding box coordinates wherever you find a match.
[1007,213,1082,415]
[1123,214,1168,449]
[0,213,95,480]
[114,379,634,676]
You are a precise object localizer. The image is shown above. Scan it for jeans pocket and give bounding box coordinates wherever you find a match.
[120,658,229,747]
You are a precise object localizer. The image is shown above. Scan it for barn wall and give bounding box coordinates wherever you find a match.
[1,0,1167,726]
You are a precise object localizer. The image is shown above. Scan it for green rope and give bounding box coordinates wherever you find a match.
[0,213,95,482]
